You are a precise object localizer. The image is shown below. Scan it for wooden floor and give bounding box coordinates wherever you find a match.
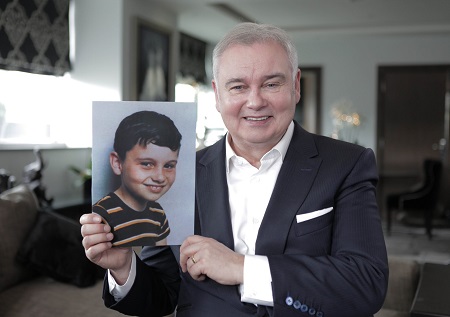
[383,221,450,264]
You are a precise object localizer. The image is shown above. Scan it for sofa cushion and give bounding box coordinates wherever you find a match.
[0,277,124,317]
[0,185,39,292]
[381,256,420,312]
[16,209,101,287]
[375,308,410,317]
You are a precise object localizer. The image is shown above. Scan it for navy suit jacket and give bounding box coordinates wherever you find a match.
[104,122,388,317]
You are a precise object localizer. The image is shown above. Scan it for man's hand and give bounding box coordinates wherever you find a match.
[80,213,132,284]
[180,235,244,285]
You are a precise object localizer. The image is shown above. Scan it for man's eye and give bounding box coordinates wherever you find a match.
[231,85,244,91]
[141,162,154,168]
[266,82,279,88]
[164,163,176,169]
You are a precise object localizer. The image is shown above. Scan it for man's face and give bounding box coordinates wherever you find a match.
[112,143,178,210]
[212,41,300,153]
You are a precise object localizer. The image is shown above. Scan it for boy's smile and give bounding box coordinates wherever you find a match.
[113,143,178,211]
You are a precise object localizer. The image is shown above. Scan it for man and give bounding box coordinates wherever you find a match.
[81,22,388,317]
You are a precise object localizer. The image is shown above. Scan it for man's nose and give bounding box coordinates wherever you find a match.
[246,88,265,110]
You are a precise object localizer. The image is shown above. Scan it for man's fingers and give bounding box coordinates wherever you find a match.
[81,222,111,237]
[180,235,204,251]
[79,213,102,225]
[190,273,206,281]
[82,231,113,249]
[84,240,112,263]
[180,235,202,271]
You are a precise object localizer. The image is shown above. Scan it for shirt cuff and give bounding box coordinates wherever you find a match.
[108,252,137,302]
[240,255,274,306]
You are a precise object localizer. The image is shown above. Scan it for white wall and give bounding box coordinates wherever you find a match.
[3,2,450,205]
[296,33,450,150]
[71,0,123,94]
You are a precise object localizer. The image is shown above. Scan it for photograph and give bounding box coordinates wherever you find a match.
[91,101,196,246]
[136,20,171,102]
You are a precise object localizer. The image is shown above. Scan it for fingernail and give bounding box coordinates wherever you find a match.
[106,233,113,240]
[93,216,101,222]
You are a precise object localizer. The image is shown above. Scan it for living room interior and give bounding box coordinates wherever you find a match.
[1,0,450,316]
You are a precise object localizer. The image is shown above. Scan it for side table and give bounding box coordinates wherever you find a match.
[410,262,450,317]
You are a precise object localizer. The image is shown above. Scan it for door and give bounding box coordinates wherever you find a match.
[295,67,322,134]
[377,65,450,216]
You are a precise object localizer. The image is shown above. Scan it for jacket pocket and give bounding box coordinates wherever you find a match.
[294,208,334,236]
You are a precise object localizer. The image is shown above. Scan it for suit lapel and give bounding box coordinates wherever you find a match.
[195,139,256,312]
[256,124,321,254]
[196,138,235,250]
[196,125,321,255]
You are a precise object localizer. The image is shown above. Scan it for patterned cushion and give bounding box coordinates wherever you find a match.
[0,185,39,292]
[16,209,100,287]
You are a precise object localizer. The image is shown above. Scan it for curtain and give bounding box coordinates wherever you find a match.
[0,0,71,76]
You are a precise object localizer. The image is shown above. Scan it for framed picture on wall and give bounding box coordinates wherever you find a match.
[136,19,171,101]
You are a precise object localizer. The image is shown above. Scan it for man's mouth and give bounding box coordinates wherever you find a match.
[245,116,269,121]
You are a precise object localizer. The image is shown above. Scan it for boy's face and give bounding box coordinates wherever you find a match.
[111,143,178,210]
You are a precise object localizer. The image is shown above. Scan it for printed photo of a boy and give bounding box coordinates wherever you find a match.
[91,101,196,247]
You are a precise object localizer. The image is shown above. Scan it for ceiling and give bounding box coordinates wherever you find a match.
[151,0,450,44]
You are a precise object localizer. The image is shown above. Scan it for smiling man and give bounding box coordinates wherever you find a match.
[81,22,388,317]
[212,39,300,167]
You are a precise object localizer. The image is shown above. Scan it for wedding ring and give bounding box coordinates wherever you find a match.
[191,256,197,264]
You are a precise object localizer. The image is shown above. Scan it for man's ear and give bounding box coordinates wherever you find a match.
[295,68,301,103]
[110,152,122,176]
[212,79,221,113]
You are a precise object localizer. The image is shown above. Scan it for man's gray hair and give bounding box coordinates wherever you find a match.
[212,22,298,82]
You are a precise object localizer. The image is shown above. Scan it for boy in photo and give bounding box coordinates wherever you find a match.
[92,110,182,247]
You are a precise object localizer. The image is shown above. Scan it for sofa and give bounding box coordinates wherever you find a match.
[374,255,421,317]
[0,185,421,317]
[0,184,122,317]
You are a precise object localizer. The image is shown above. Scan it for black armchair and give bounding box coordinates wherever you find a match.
[386,159,442,239]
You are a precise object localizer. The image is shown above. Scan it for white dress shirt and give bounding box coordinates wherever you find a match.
[227,122,293,306]
[109,122,294,305]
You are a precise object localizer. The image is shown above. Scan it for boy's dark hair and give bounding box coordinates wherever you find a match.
[114,111,182,160]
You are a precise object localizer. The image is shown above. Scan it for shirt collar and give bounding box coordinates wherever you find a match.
[225,121,294,173]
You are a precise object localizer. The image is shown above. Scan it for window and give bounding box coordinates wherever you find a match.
[175,79,226,149]
[0,69,118,148]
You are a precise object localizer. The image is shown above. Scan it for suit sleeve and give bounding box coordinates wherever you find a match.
[102,246,180,316]
[269,148,388,317]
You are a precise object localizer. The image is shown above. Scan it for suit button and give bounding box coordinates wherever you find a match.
[309,307,316,315]
[293,300,301,309]
[285,296,293,306]
[300,304,308,312]
[316,312,324,317]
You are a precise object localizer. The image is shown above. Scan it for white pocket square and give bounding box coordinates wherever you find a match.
[296,207,333,223]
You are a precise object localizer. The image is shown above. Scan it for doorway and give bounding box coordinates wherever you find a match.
[377,65,450,220]
[295,67,322,134]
